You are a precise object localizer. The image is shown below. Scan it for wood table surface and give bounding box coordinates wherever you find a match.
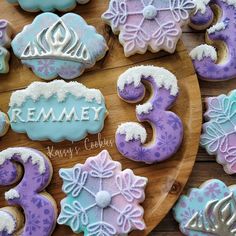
[152,26,236,235]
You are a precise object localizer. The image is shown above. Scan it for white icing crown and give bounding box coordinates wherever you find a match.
[117,65,179,96]
[9,80,104,107]
[190,44,217,61]
[21,19,91,63]
[116,122,147,144]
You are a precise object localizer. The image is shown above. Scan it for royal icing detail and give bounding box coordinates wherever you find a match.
[173,179,236,236]
[11,13,108,80]
[8,80,107,142]
[115,66,183,164]
[102,0,195,57]
[0,147,57,236]
[190,0,236,81]
[0,111,9,137]
[200,90,236,174]
[57,150,147,235]
[7,0,90,12]
[0,210,16,234]
[0,20,12,74]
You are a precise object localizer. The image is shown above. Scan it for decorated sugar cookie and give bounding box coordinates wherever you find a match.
[173,179,236,236]
[11,13,108,80]
[7,0,90,12]
[0,147,57,236]
[115,66,183,164]
[201,90,236,174]
[0,111,9,137]
[102,0,195,57]
[8,80,108,142]
[189,0,236,81]
[0,20,12,74]
[57,150,147,235]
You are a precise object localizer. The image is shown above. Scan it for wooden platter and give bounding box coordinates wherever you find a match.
[0,1,202,235]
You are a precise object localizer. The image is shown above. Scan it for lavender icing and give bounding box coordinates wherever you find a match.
[190,0,236,81]
[115,66,183,164]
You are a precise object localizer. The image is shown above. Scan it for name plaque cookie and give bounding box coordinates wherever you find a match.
[8,80,108,142]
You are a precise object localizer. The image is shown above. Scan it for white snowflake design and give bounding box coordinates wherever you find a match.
[102,0,195,56]
[57,150,148,235]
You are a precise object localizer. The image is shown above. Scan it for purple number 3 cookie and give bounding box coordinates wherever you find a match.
[115,66,183,164]
[102,0,195,57]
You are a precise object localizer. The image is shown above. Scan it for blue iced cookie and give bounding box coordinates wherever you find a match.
[8,80,108,142]
[173,179,236,236]
[0,111,9,137]
[7,0,90,12]
[11,13,108,80]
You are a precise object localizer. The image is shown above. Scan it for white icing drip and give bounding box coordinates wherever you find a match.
[136,103,153,115]
[117,66,178,96]
[193,0,210,14]
[9,80,104,107]
[207,22,226,34]
[0,148,46,174]
[190,44,217,61]
[0,210,16,234]
[5,189,20,200]
[116,122,147,144]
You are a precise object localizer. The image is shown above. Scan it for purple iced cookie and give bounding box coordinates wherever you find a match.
[189,0,236,81]
[102,0,195,57]
[115,66,183,164]
[0,147,57,236]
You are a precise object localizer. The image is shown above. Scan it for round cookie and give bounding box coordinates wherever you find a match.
[57,150,148,235]
[102,0,195,57]
[0,111,9,137]
[8,80,108,142]
[189,0,236,81]
[201,89,236,174]
[115,66,183,164]
[7,0,90,12]
[11,13,108,80]
[0,147,57,236]
[173,179,236,235]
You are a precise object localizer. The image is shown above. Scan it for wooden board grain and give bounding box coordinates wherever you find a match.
[0,1,202,235]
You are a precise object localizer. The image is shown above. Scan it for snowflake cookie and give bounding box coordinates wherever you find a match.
[11,13,108,80]
[57,150,148,235]
[173,179,236,236]
[102,0,195,57]
[201,90,236,174]
[7,0,90,12]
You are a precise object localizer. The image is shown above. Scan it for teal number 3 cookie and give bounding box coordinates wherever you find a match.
[7,0,90,12]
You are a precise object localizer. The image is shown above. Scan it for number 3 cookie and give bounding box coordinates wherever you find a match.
[7,0,90,12]
[0,147,57,236]
[189,0,236,81]
[115,66,183,164]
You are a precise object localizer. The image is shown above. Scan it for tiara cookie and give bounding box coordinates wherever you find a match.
[57,150,148,235]
[173,179,236,235]
[8,80,108,142]
[7,0,90,12]
[189,0,236,81]
[102,0,195,57]
[11,13,108,80]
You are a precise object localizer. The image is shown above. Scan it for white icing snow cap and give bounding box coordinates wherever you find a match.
[0,148,46,174]
[0,210,16,234]
[9,80,104,107]
[193,0,210,14]
[117,65,179,96]
[116,122,147,144]
[190,44,217,61]
[207,22,226,34]
[5,189,20,200]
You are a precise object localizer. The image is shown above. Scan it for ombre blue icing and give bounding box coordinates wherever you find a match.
[8,80,108,142]
[11,13,108,80]
[7,0,90,12]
